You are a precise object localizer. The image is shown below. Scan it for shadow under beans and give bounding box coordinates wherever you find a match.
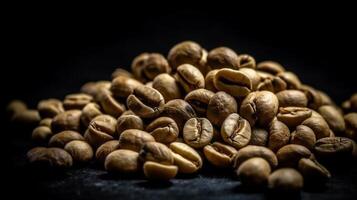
[99,171,145,180]
[175,173,200,179]
[265,190,302,200]
[136,180,173,189]
[199,164,235,178]
[232,182,266,194]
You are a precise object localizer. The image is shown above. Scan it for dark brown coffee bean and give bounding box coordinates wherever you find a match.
[160,99,197,130]
[276,144,312,167]
[302,111,330,139]
[314,137,354,158]
[344,113,357,140]
[318,105,345,133]
[298,158,331,183]
[207,91,237,127]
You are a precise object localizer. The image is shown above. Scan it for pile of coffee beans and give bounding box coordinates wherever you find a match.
[7,41,357,191]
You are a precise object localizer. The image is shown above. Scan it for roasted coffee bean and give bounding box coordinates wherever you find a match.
[81,103,102,127]
[111,76,143,98]
[207,47,239,70]
[221,113,251,149]
[233,145,278,169]
[344,113,357,140]
[63,93,93,110]
[300,85,323,110]
[6,100,27,119]
[276,144,312,167]
[12,109,41,127]
[39,118,52,127]
[318,105,345,133]
[276,90,308,107]
[207,91,237,127]
[84,115,117,148]
[95,140,120,163]
[152,73,182,102]
[314,137,354,158]
[256,61,285,75]
[139,142,174,165]
[237,54,256,69]
[111,68,133,79]
[116,114,144,136]
[146,117,179,144]
[174,64,205,93]
[249,128,269,146]
[169,142,203,174]
[291,125,316,150]
[105,149,140,173]
[204,69,219,92]
[185,89,214,116]
[268,120,290,152]
[160,99,196,130]
[99,89,126,118]
[48,130,84,148]
[183,118,213,148]
[203,142,238,168]
[257,75,287,93]
[131,53,171,81]
[298,158,331,183]
[277,71,301,90]
[32,126,53,144]
[240,91,279,127]
[143,161,178,180]
[37,99,64,118]
[127,85,165,118]
[277,107,312,128]
[236,157,271,186]
[80,81,111,101]
[27,147,73,169]
[302,111,330,139]
[64,140,93,163]
[268,168,304,191]
[51,110,82,133]
[118,129,155,152]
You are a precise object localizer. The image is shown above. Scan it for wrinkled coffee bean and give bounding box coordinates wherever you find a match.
[221,113,251,149]
[237,54,256,69]
[99,89,126,118]
[63,93,93,110]
[203,142,238,168]
[160,99,197,130]
[277,71,301,90]
[146,117,179,144]
[27,147,73,169]
[84,115,117,148]
[207,91,237,126]
[302,111,330,139]
[174,64,205,93]
[249,127,269,146]
[314,137,354,158]
[139,142,174,165]
[185,89,214,116]
[277,107,312,128]
[183,118,213,148]
[204,69,219,92]
[111,75,143,98]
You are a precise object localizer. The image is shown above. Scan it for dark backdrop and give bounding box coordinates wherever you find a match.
[3,4,357,200]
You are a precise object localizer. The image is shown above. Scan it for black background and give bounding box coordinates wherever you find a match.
[3,4,357,200]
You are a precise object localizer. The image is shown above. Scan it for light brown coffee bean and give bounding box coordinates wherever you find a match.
[174,64,205,93]
[257,75,287,93]
[118,129,155,152]
[111,68,133,79]
[143,161,178,180]
[203,142,238,168]
[185,89,214,116]
[139,142,174,165]
[268,120,290,152]
[81,103,102,127]
[95,140,120,163]
[64,140,93,163]
[105,149,140,173]
[146,117,179,144]
[204,69,219,92]
[32,126,53,144]
[207,91,237,127]
[291,125,316,150]
[80,81,111,101]
[152,73,182,102]
[12,109,41,127]
[240,91,279,127]
[116,114,144,136]
[160,99,197,130]
[99,89,126,118]
[277,71,301,90]
[344,113,357,140]
[6,100,27,119]
[63,93,93,110]
[51,110,82,133]
[39,118,52,127]
[268,168,303,191]
[84,115,117,148]
[48,130,84,148]
[302,111,330,139]
[37,98,64,118]
[207,47,239,70]
[27,147,73,169]
[314,137,354,158]
[298,158,331,183]
[233,145,278,169]
[318,105,345,133]
[169,142,202,174]
[236,157,271,186]
[249,128,269,146]
[111,75,143,98]
[300,85,323,110]
[276,90,308,107]
[256,61,285,75]
[276,144,312,167]
[184,118,213,148]
[221,113,251,149]
[237,54,256,69]
[131,53,170,81]
[277,107,312,127]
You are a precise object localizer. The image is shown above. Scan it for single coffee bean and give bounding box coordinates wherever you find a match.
[277,71,301,90]
[249,127,269,146]
[37,98,64,118]
[213,68,253,98]
[99,89,126,118]
[64,140,93,163]
[291,125,316,150]
[32,126,53,144]
[207,47,239,70]
[146,117,179,144]
[167,41,206,72]
[132,53,171,81]
[95,140,120,163]
[81,103,102,127]
[233,145,278,169]
[207,91,237,126]
[184,118,213,148]
[143,161,178,180]
[116,114,144,136]
[63,93,93,110]
[111,75,143,98]
[131,53,151,82]
[277,107,312,128]
[127,85,165,118]
[6,100,27,119]
[27,147,73,169]
[268,168,303,191]
[51,110,82,133]
[12,109,41,127]
[105,149,140,173]
[48,130,84,148]
[239,68,261,90]
[314,137,354,158]
[152,73,182,102]
[39,118,52,127]
[169,142,203,174]
[256,61,285,75]
[236,157,271,186]
[240,91,279,127]
[139,142,174,165]
[318,90,334,106]
[203,142,238,168]
[302,111,330,139]
[300,85,323,110]
[344,113,357,140]
[298,158,331,183]
[276,90,308,107]
[257,75,287,93]
[118,129,155,152]
[80,81,111,101]
[185,89,214,116]
[84,115,117,148]
[204,69,219,92]
[221,113,251,149]
[111,67,133,79]
[268,120,290,152]
[318,105,345,133]
[174,64,205,93]
[237,54,256,69]
[160,99,197,130]
[276,144,312,167]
